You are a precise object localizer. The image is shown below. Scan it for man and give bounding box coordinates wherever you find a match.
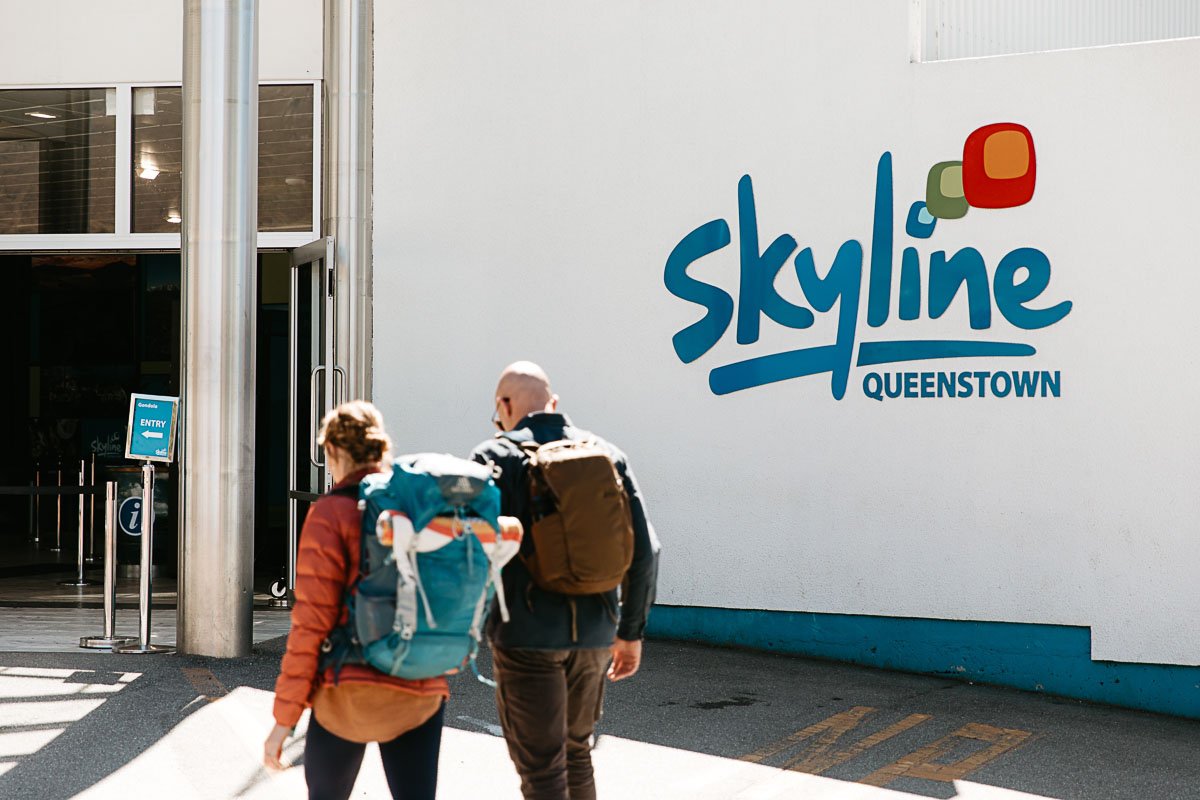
[471,361,661,800]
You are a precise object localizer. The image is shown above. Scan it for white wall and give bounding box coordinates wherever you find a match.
[1,0,322,85]
[373,1,1200,666]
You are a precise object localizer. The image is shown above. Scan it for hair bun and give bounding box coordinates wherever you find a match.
[316,401,392,465]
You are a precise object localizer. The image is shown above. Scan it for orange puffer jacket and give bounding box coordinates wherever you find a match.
[272,467,449,727]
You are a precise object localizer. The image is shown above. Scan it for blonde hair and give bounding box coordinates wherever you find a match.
[317,400,392,465]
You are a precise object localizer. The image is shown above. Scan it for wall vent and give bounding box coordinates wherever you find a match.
[913,0,1200,62]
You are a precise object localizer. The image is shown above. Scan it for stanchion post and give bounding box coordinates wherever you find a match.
[59,460,97,587]
[80,482,136,650]
[51,464,62,552]
[87,454,98,562]
[117,463,172,654]
[27,476,35,543]
[33,464,40,544]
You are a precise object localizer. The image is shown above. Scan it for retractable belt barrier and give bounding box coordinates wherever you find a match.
[80,481,137,650]
[0,486,105,495]
[0,477,106,567]
[0,477,160,652]
[58,460,98,588]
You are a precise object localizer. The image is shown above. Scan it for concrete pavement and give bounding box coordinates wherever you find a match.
[0,629,1196,799]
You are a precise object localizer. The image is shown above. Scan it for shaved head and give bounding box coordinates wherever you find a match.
[494,361,558,431]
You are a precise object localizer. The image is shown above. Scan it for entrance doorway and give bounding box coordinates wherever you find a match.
[0,252,297,612]
[268,237,340,605]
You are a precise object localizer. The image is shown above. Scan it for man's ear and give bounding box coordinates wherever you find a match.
[549,394,560,411]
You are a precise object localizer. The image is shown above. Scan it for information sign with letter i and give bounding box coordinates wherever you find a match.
[124,394,180,463]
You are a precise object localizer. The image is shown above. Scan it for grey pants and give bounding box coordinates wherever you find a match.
[492,645,612,800]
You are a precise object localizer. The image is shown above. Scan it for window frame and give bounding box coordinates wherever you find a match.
[0,80,320,251]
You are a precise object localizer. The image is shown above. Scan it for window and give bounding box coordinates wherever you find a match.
[132,87,182,233]
[133,84,314,234]
[0,83,318,247]
[0,89,116,234]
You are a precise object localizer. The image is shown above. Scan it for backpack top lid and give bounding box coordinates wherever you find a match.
[374,453,502,534]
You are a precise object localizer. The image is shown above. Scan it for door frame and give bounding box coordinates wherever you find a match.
[279,235,341,606]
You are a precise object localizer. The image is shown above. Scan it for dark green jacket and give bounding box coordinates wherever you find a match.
[470,412,660,650]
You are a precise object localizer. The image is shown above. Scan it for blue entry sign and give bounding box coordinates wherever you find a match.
[125,393,180,463]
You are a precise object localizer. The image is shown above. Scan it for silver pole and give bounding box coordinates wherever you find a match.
[138,464,153,644]
[87,454,97,562]
[178,0,259,657]
[52,465,62,552]
[117,464,172,654]
[59,461,96,586]
[324,0,373,400]
[77,460,85,576]
[33,465,40,544]
[80,482,135,649]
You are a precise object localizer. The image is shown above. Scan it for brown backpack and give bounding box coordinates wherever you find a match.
[513,437,634,595]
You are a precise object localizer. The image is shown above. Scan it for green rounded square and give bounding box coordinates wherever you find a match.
[926,161,969,220]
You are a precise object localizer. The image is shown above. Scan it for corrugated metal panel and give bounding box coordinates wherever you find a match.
[919,0,1200,61]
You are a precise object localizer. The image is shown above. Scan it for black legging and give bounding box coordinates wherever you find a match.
[304,702,445,800]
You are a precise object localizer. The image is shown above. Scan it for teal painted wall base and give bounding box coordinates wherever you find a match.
[646,605,1200,720]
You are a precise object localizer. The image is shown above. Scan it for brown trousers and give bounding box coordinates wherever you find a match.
[492,645,612,800]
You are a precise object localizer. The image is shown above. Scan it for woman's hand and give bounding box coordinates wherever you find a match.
[263,723,293,771]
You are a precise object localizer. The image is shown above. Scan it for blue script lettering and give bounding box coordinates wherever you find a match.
[664,219,733,363]
[994,248,1073,329]
[662,153,1073,398]
[737,176,812,344]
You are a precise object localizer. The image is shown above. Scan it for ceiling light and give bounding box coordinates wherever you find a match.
[26,111,56,120]
[166,212,182,224]
[138,164,160,180]
[284,177,307,187]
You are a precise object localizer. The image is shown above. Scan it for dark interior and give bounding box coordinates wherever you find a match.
[0,252,291,584]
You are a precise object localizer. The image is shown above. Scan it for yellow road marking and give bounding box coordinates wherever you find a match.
[741,706,876,763]
[860,721,1034,787]
[742,706,933,773]
[785,712,933,774]
[181,667,228,702]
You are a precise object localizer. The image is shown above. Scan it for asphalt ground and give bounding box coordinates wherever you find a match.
[0,636,1197,799]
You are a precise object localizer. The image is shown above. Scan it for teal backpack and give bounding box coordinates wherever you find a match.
[320,453,518,683]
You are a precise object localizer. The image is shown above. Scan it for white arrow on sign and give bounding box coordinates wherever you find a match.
[141,431,164,440]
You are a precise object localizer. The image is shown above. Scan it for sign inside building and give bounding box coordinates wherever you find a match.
[124,393,180,462]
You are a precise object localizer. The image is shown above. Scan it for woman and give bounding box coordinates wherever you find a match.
[264,400,448,799]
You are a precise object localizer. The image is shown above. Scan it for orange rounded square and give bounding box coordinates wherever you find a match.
[983,131,1030,179]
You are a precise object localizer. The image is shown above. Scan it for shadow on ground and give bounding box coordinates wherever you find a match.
[445,640,1200,800]
[0,638,285,800]
[0,638,1198,799]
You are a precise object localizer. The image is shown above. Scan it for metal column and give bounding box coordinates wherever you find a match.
[324,0,373,400]
[178,0,259,658]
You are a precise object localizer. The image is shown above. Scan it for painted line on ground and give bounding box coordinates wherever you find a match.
[181,667,228,702]
[743,707,1034,787]
[861,722,1035,787]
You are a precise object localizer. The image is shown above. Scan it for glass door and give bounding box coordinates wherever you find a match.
[272,236,342,607]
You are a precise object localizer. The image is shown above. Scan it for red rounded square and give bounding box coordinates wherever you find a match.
[962,123,1036,209]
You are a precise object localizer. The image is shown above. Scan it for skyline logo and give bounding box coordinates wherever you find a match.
[663,123,1071,400]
